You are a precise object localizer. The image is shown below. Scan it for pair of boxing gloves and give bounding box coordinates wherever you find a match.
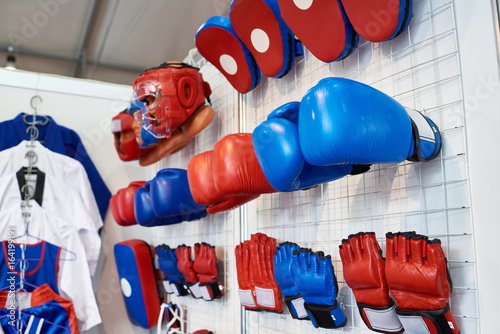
[110,168,207,227]
[188,77,441,214]
[273,242,347,329]
[235,234,346,329]
[340,232,459,334]
[156,243,223,301]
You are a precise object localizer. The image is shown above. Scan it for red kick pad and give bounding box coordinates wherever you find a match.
[277,0,358,62]
[230,0,295,78]
[196,16,260,94]
[341,0,413,42]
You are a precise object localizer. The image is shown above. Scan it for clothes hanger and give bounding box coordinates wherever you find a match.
[10,221,77,262]
[0,312,71,333]
[22,96,49,127]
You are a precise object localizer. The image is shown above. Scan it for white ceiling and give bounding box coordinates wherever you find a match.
[0,0,230,85]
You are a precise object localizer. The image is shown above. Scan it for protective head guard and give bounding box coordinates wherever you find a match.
[132,62,212,139]
[111,110,152,161]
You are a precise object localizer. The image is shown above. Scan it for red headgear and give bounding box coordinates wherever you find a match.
[111,111,152,161]
[132,62,212,139]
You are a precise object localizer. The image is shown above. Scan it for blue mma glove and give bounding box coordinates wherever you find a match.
[229,0,298,78]
[195,16,261,94]
[298,78,441,166]
[293,249,347,329]
[274,242,309,320]
[252,101,364,192]
[150,168,207,222]
[156,245,189,296]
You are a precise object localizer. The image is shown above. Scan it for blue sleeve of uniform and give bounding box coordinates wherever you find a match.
[58,128,111,221]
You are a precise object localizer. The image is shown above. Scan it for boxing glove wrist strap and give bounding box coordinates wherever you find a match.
[284,295,309,320]
[199,281,223,300]
[238,289,258,310]
[396,304,460,334]
[356,300,404,333]
[163,280,174,294]
[170,281,189,296]
[255,286,281,312]
[186,281,202,299]
[304,302,347,329]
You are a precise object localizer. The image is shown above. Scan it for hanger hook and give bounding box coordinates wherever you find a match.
[30,95,43,111]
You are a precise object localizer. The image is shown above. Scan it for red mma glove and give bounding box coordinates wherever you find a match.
[250,233,282,313]
[235,240,258,310]
[339,232,403,333]
[193,242,223,300]
[385,232,460,334]
[176,245,202,298]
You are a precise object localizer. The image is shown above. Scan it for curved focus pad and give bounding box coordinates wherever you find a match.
[230,0,296,78]
[341,0,413,42]
[277,0,358,62]
[299,78,441,166]
[196,16,260,94]
[252,101,353,192]
[385,232,460,334]
[114,240,160,329]
[110,181,146,226]
[150,168,207,223]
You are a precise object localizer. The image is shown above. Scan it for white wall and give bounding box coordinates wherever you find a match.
[0,68,153,334]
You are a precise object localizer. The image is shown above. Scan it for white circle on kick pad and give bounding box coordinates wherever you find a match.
[251,29,270,53]
[220,54,238,75]
[120,278,132,297]
[294,0,313,10]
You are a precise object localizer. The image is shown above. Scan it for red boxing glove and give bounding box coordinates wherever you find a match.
[212,134,277,201]
[110,181,146,226]
[385,232,460,334]
[193,242,223,300]
[339,232,403,333]
[175,245,202,298]
[187,135,274,214]
[250,233,282,313]
[235,240,258,310]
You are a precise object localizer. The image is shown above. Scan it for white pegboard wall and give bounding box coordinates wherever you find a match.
[244,0,479,333]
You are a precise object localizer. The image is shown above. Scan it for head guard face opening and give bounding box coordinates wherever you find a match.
[132,62,212,139]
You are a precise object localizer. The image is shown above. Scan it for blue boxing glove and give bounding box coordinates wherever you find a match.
[134,181,157,226]
[150,169,207,223]
[293,249,347,329]
[252,101,362,192]
[274,242,309,320]
[156,245,189,296]
[299,78,441,166]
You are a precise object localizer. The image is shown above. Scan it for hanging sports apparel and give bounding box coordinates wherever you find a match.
[0,204,101,331]
[0,284,79,334]
[0,140,103,230]
[0,113,111,220]
[0,170,101,275]
[0,241,61,292]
